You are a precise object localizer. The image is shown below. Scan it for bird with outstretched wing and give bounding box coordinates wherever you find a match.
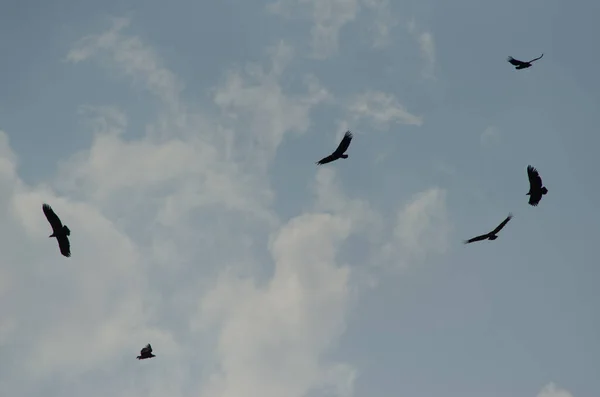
[507,54,543,69]
[42,203,71,257]
[464,213,513,244]
[316,131,353,165]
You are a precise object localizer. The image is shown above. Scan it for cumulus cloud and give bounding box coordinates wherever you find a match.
[1,16,451,397]
[197,212,356,397]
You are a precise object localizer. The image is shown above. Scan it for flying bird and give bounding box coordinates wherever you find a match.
[316,131,353,165]
[42,203,71,257]
[526,165,548,206]
[137,344,155,360]
[507,54,543,70]
[464,213,513,244]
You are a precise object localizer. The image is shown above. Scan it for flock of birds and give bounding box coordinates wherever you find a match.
[38,53,547,361]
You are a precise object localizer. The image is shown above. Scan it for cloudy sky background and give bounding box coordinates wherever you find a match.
[1,0,599,396]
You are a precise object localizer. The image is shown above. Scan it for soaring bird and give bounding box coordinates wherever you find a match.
[526,165,548,206]
[42,203,71,257]
[137,344,155,360]
[464,213,513,244]
[507,54,543,70]
[316,131,353,165]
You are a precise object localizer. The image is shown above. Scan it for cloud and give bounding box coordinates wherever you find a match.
[362,0,398,48]
[213,41,332,166]
[0,130,157,385]
[538,383,575,397]
[267,0,401,56]
[408,19,436,79]
[481,125,501,147]
[67,17,183,113]
[347,90,423,129]
[267,0,359,59]
[2,16,452,397]
[379,188,450,270]
[197,212,356,397]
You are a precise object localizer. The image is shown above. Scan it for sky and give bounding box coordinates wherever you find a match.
[0,0,598,396]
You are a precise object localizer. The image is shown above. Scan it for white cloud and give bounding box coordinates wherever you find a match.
[267,0,360,59]
[313,167,382,236]
[408,19,436,79]
[347,90,423,129]
[268,0,399,56]
[361,0,398,48]
[197,212,356,397]
[379,188,450,270]
[2,17,453,397]
[214,41,331,166]
[538,383,575,397]
[67,17,183,113]
[481,125,501,147]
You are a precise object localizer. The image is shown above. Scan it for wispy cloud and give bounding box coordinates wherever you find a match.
[267,0,360,59]
[538,383,575,397]
[362,0,398,48]
[408,19,436,79]
[481,125,501,147]
[347,90,423,128]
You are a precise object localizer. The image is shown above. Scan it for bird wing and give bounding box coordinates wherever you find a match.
[527,53,543,63]
[316,154,338,165]
[507,56,526,66]
[527,165,543,189]
[146,344,152,353]
[333,131,353,155]
[56,235,71,257]
[528,194,541,206]
[491,213,513,235]
[464,233,489,244]
[42,204,63,231]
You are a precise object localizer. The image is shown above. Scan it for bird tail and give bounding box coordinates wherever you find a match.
[63,225,71,236]
[541,187,548,194]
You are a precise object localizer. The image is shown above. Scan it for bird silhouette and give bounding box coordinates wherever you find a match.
[316,131,353,165]
[136,343,155,360]
[526,165,548,206]
[464,213,513,244]
[42,204,71,257]
[507,54,543,70]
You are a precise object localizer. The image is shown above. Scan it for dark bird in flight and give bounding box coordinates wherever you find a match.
[42,203,71,257]
[464,213,513,244]
[316,131,353,165]
[507,54,543,70]
[137,344,155,360]
[526,165,548,206]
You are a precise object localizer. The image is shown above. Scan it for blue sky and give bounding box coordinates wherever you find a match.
[0,1,598,397]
